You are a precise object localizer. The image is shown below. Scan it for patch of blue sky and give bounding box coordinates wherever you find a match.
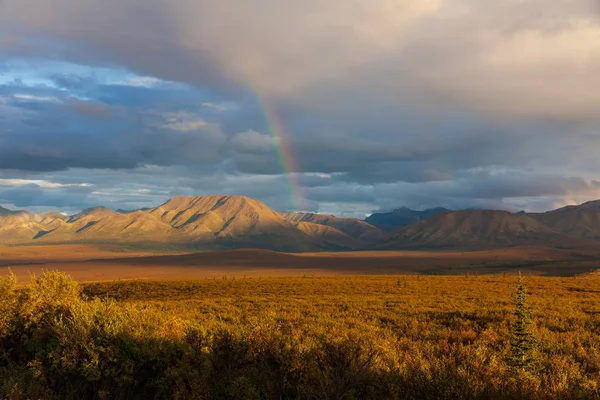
[0,59,188,92]
[0,57,239,138]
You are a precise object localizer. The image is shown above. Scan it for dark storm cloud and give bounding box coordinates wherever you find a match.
[0,75,231,172]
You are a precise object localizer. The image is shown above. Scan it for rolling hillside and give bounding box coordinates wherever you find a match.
[281,212,388,245]
[381,209,563,249]
[527,200,600,240]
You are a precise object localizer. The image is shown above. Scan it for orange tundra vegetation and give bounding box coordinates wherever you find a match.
[1,271,600,399]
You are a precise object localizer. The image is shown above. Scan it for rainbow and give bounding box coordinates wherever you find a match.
[255,92,305,211]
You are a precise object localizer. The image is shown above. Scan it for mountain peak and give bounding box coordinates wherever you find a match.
[0,206,35,218]
[39,211,68,219]
[282,211,336,220]
[581,199,600,207]
[366,207,450,232]
[527,199,600,240]
[69,206,117,222]
[149,195,299,244]
[281,211,387,244]
[79,206,115,215]
[159,195,263,211]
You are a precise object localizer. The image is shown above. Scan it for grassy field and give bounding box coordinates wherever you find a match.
[2,271,600,399]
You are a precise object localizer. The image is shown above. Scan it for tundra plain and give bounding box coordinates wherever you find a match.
[2,244,600,282]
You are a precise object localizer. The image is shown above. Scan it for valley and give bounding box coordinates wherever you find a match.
[2,244,600,282]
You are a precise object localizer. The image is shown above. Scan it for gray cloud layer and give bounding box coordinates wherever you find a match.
[0,0,600,216]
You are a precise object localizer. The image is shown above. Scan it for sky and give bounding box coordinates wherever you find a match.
[1,0,600,217]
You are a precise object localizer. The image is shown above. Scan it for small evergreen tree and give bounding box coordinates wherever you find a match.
[509,273,536,372]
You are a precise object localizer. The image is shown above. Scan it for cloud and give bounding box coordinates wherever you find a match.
[0,0,600,216]
[2,0,599,119]
[13,93,61,103]
[0,178,89,189]
[201,102,227,111]
[231,130,273,154]
[0,181,95,211]
[162,112,209,132]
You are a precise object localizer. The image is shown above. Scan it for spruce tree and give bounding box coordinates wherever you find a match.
[509,273,536,372]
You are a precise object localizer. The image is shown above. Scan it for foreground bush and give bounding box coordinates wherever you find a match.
[1,272,599,399]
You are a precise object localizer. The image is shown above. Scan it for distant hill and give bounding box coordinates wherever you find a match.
[380,209,562,249]
[365,207,450,232]
[281,212,388,248]
[527,200,600,240]
[295,222,364,249]
[0,206,55,242]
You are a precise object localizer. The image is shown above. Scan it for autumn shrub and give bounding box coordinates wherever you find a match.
[0,272,17,348]
[0,272,194,399]
[1,273,600,399]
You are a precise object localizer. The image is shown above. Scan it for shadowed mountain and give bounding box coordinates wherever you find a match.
[365,207,450,232]
[381,209,563,249]
[527,200,600,240]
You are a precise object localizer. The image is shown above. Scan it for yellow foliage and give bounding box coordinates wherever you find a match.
[1,272,600,399]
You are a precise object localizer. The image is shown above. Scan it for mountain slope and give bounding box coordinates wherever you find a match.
[0,206,67,243]
[151,196,293,236]
[381,210,561,249]
[42,207,176,242]
[148,196,321,251]
[365,207,450,232]
[528,200,600,240]
[281,212,388,245]
[295,221,363,249]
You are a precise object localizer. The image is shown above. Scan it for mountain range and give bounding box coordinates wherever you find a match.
[2,195,600,251]
[0,196,384,252]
